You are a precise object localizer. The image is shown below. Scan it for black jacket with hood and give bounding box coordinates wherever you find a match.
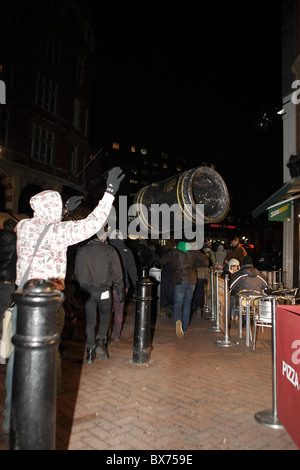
[229,263,268,295]
[161,241,209,285]
[109,238,138,289]
[74,238,124,293]
[0,229,17,283]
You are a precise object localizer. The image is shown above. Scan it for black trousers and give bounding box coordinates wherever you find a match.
[83,287,112,349]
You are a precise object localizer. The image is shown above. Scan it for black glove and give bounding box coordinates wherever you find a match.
[106,167,125,196]
[65,195,84,213]
[117,289,125,303]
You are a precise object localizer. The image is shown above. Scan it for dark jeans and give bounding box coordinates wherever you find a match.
[174,283,196,332]
[84,287,112,349]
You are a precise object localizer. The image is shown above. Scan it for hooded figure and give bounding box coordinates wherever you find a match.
[16,189,114,287]
[2,167,124,435]
[215,244,227,268]
[228,258,240,274]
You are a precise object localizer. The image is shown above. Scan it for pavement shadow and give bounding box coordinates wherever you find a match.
[56,313,86,450]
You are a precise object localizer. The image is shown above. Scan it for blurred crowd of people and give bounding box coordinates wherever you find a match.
[0,223,281,361]
[0,177,280,435]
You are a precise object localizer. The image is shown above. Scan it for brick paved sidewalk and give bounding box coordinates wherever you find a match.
[0,299,298,451]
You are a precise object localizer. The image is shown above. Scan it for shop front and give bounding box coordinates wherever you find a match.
[252,176,300,288]
[276,305,300,449]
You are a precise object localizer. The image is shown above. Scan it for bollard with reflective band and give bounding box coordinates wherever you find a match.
[10,279,64,450]
[132,267,153,364]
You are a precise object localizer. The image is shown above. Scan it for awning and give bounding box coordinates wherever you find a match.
[252,176,300,219]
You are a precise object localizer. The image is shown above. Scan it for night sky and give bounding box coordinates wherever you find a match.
[90,2,283,218]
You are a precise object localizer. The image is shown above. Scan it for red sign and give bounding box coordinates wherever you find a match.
[276,305,300,449]
[209,224,236,229]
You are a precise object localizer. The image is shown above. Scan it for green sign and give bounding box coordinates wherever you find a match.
[268,201,291,222]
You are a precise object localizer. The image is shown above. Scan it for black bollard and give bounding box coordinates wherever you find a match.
[10,279,64,450]
[132,267,153,364]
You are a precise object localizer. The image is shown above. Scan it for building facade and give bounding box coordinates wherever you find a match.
[253,0,300,288]
[0,0,96,218]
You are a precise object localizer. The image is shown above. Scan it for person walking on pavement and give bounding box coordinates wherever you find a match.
[75,230,124,362]
[108,229,138,342]
[2,167,125,434]
[161,240,208,338]
[202,239,215,267]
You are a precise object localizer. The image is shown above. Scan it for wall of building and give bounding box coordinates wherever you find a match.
[0,0,96,214]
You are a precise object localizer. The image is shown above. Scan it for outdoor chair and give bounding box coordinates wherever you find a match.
[237,290,267,347]
[252,296,276,350]
[271,288,298,305]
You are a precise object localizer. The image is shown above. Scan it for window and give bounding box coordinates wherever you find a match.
[141,148,147,155]
[71,146,78,175]
[73,98,81,129]
[112,142,120,149]
[35,71,57,114]
[84,110,89,137]
[30,123,54,164]
[131,146,136,153]
[76,55,86,84]
[163,162,168,169]
[40,28,61,66]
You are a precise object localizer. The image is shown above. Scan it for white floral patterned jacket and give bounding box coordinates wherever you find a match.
[16,190,114,286]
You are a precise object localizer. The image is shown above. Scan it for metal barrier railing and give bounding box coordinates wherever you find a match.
[215,274,237,348]
[207,274,284,428]
[254,297,283,429]
[205,270,237,347]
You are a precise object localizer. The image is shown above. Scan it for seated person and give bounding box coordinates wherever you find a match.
[226,259,240,320]
[229,256,268,323]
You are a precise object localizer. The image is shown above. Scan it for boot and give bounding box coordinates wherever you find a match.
[86,348,95,364]
[95,338,109,360]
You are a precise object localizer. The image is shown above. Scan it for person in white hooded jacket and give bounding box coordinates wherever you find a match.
[2,167,124,434]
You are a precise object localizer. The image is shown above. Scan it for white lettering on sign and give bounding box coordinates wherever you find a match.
[291,340,300,365]
[282,360,300,391]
